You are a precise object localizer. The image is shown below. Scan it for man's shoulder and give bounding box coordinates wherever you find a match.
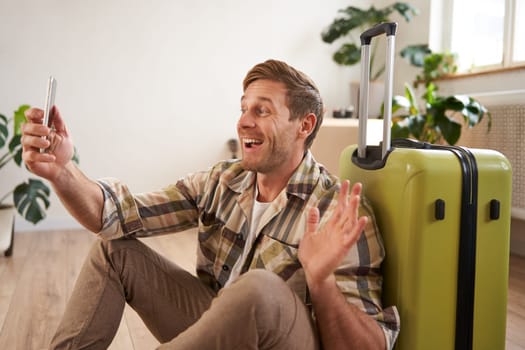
[289,151,340,193]
[204,159,254,191]
[209,159,244,175]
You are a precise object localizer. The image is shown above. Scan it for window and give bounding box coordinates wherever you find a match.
[432,0,524,72]
[512,0,525,62]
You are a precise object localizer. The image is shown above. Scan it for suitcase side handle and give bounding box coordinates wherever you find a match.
[358,22,397,160]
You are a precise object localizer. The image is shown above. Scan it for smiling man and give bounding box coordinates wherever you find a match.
[21,59,399,349]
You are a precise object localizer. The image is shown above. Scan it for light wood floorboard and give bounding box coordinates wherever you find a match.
[0,229,523,349]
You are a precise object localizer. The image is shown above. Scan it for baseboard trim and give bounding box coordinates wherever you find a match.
[510,218,525,257]
[15,216,83,232]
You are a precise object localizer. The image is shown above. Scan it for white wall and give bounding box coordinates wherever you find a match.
[3,0,522,231]
[1,0,377,230]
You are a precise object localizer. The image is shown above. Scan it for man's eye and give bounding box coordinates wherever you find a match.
[257,108,270,116]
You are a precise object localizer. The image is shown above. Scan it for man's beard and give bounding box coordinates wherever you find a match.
[240,147,288,174]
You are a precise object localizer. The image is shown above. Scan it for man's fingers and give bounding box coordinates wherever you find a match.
[338,180,350,206]
[337,181,361,210]
[24,107,44,123]
[21,134,50,151]
[305,207,320,236]
[351,182,362,197]
[21,107,52,139]
[50,106,67,134]
[22,148,56,165]
[340,182,365,242]
[342,216,368,247]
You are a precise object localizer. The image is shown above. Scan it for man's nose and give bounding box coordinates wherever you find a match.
[238,111,256,128]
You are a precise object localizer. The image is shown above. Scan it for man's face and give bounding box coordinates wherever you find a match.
[237,79,303,174]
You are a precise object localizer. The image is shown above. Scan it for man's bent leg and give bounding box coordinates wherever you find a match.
[50,237,216,349]
[159,269,320,350]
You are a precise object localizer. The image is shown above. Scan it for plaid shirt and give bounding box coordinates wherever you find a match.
[97,151,400,348]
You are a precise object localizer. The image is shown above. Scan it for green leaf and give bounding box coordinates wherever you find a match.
[436,117,462,145]
[408,114,427,140]
[339,6,386,26]
[424,83,437,104]
[443,96,466,111]
[403,83,420,115]
[321,17,358,43]
[485,111,492,131]
[333,43,361,66]
[13,105,30,136]
[392,2,420,22]
[391,120,410,139]
[72,146,80,164]
[8,135,22,167]
[400,44,431,67]
[321,6,371,43]
[392,95,410,114]
[0,114,8,148]
[418,52,458,85]
[13,178,51,224]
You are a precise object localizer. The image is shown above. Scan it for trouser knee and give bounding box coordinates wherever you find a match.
[87,237,140,264]
[226,269,294,309]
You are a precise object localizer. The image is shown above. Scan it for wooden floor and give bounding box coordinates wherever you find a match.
[0,229,524,349]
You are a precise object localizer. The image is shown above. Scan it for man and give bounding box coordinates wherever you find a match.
[22,59,399,349]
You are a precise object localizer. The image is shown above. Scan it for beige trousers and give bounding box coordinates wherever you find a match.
[50,237,320,350]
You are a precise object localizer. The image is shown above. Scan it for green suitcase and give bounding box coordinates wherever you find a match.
[340,24,513,350]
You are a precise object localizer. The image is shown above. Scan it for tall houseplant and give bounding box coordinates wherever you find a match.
[321,2,419,80]
[400,44,458,88]
[0,105,52,224]
[391,46,491,145]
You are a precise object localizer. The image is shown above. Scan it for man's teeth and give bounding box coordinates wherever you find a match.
[244,138,263,146]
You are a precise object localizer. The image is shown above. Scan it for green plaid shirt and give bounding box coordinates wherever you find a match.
[97,151,400,348]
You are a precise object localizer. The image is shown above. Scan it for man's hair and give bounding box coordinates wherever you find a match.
[243,59,324,149]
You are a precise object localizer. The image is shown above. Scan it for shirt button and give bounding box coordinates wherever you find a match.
[222,264,229,271]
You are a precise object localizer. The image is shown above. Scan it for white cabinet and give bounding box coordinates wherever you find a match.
[311,118,383,176]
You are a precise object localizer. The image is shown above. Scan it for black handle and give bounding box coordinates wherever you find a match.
[360,22,398,45]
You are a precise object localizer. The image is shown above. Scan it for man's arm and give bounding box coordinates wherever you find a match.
[22,107,104,232]
[50,162,104,232]
[308,274,385,349]
[298,180,386,350]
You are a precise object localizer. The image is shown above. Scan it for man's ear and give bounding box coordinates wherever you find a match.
[299,113,317,139]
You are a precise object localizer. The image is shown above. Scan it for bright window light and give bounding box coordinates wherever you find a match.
[513,0,525,62]
[441,0,524,71]
[450,0,505,70]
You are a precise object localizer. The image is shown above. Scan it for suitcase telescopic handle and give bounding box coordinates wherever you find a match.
[357,22,397,160]
[360,22,398,45]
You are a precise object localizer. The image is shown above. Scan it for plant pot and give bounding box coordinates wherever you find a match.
[0,204,15,257]
[350,81,385,119]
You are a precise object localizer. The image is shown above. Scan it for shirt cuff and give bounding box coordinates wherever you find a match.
[95,178,144,240]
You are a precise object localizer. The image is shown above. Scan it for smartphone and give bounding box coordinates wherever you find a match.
[40,76,57,153]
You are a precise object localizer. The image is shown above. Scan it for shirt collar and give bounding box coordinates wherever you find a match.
[227,151,323,200]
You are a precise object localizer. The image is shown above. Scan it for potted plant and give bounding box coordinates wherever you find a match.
[322,2,419,79]
[321,2,419,117]
[0,105,78,256]
[390,46,490,145]
[400,44,458,88]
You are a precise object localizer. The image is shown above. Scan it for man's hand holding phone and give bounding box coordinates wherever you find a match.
[21,77,74,182]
